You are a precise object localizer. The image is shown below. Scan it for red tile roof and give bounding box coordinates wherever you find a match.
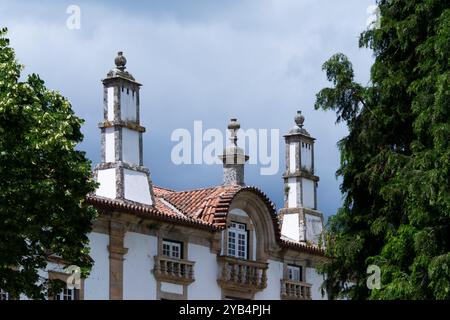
[160,185,241,228]
[87,184,324,255]
[86,194,219,231]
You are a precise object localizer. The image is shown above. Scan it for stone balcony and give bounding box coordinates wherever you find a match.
[281,279,312,300]
[217,255,268,293]
[153,255,195,285]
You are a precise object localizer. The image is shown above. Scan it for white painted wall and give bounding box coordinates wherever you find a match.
[281,213,299,241]
[289,143,297,173]
[302,178,315,209]
[107,87,114,121]
[122,128,140,165]
[18,233,328,300]
[306,267,327,300]
[301,142,312,171]
[96,168,116,199]
[187,243,222,300]
[123,169,152,205]
[288,178,297,208]
[104,127,115,162]
[161,282,183,295]
[84,232,110,300]
[305,214,323,245]
[123,232,157,299]
[120,89,136,122]
[255,260,283,299]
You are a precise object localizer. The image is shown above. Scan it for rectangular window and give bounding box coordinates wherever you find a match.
[162,240,182,259]
[287,265,303,282]
[0,289,9,300]
[55,288,77,300]
[228,222,248,259]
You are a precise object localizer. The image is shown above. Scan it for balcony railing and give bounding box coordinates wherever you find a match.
[217,256,268,293]
[153,255,195,285]
[281,279,312,300]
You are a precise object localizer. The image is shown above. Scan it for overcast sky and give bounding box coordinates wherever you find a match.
[0,0,375,220]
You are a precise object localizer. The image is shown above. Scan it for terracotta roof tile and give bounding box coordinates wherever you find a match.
[161,185,241,227]
[86,194,218,231]
[86,185,324,255]
[153,186,176,197]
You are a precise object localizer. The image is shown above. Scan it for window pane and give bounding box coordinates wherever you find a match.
[288,266,302,281]
[228,222,248,259]
[163,240,182,259]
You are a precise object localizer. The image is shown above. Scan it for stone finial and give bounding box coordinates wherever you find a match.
[294,110,305,128]
[228,118,240,146]
[287,110,310,136]
[219,118,249,186]
[115,51,127,71]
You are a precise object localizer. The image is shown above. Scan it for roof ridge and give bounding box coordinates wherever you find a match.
[167,184,241,195]
[153,185,177,192]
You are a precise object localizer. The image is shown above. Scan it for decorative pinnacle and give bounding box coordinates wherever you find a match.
[294,110,305,128]
[115,51,127,71]
[228,118,240,146]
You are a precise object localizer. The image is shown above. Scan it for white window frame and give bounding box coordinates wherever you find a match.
[55,287,76,300]
[162,240,182,259]
[287,265,303,282]
[228,221,248,259]
[0,289,9,300]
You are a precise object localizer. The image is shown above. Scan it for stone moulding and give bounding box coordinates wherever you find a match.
[216,255,268,294]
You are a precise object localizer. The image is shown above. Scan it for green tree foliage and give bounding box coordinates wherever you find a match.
[0,28,97,299]
[315,0,450,299]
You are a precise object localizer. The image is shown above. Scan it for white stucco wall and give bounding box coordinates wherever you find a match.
[306,267,327,300]
[254,259,283,300]
[187,243,222,300]
[289,143,297,173]
[301,142,312,171]
[120,88,136,122]
[123,232,158,299]
[122,128,140,165]
[302,178,315,209]
[288,178,297,208]
[96,168,116,199]
[107,87,114,121]
[84,232,110,300]
[281,213,299,242]
[104,127,115,162]
[305,214,323,245]
[123,169,152,205]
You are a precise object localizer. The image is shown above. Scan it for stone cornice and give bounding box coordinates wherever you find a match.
[98,120,146,132]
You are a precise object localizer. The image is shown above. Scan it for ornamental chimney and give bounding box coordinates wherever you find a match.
[219,118,249,186]
[93,52,155,205]
[279,111,324,245]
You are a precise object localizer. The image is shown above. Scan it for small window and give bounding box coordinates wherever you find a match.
[0,289,9,300]
[228,222,248,259]
[288,265,303,282]
[55,288,77,300]
[162,240,182,259]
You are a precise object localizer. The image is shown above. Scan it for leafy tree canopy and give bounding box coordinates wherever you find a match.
[0,28,97,299]
[316,0,450,299]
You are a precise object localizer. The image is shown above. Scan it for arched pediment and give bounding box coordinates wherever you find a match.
[227,187,281,261]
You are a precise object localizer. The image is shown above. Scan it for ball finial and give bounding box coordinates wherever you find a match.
[115,51,127,71]
[228,118,240,131]
[295,110,305,128]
